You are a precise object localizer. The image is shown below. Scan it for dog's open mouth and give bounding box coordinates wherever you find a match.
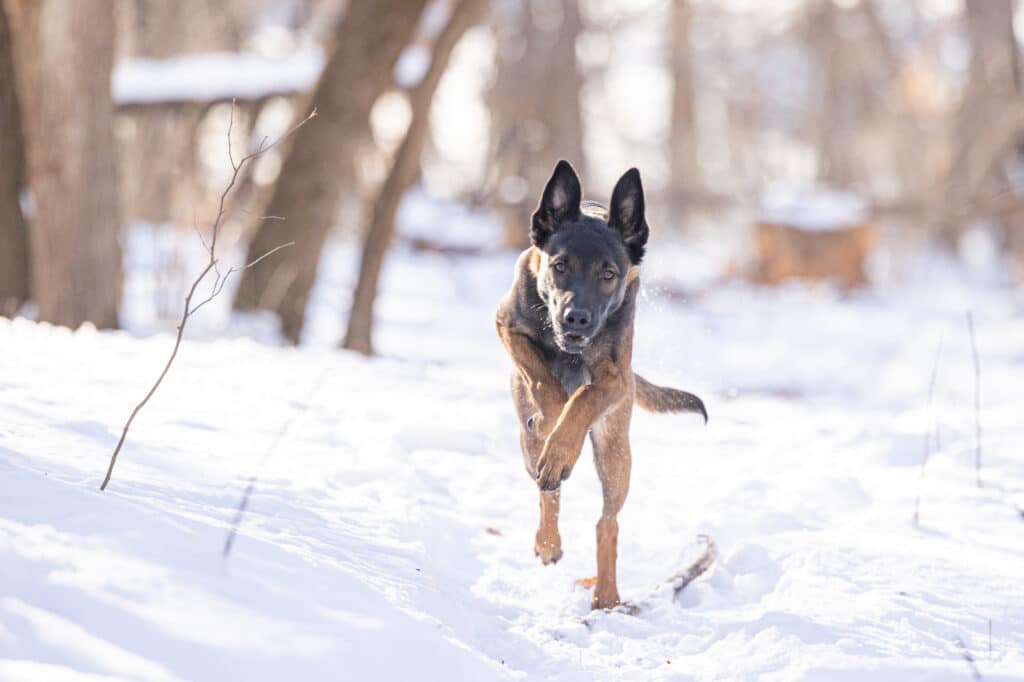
[559,332,590,351]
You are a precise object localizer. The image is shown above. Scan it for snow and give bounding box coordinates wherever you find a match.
[111,49,325,105]
[760,186,870,231]
[2,232,1024,680]
[394,188,504,253]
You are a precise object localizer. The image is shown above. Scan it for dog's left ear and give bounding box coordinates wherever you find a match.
[609,168,649,264]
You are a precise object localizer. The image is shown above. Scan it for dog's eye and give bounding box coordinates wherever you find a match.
[553,262,567,274]
[602,270,617,281]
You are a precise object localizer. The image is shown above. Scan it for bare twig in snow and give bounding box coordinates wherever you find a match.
[954,636,983,680]
[100,102,316,491]
[966,311,983,487]
[222,372,329,558]
[914,340,944,525]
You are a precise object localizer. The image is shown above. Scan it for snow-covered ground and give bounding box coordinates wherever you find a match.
[2,236,1024,681]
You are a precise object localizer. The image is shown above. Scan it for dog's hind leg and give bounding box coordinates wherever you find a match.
[512,372,563,564]
[589,397,633,609]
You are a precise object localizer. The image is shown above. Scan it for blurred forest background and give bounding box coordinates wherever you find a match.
[2,0,1024,353]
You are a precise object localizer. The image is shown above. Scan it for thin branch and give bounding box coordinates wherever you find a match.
[227,99,237,171]
[187,241,295,317]
[913,339,944,525]
[100,108,315,491]
[222,371,328,558]
[237,207,286,221]
[954,636,983,680]
[241,240,295,269]
[966,311,983,488]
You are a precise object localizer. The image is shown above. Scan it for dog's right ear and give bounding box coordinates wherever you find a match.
[531,160,581,248]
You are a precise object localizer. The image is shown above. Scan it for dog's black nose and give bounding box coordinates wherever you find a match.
[563,307,592,330]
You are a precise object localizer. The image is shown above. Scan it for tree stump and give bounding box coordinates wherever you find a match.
[751,189,875,288]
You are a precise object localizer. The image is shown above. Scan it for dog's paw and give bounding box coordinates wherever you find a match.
[590,582,621,610]
[534,536,563,565]
[535,439,575,492]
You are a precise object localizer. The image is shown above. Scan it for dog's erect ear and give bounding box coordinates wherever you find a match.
[531,160,582,248]
[609,168,649,264]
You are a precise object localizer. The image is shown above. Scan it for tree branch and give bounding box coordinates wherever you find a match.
[966,311,983,488]
[913,339,943,525]
[100,104,316,491]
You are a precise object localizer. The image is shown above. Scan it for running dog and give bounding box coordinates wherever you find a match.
[495,160,707,609]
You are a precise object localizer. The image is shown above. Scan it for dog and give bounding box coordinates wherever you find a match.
[495,160,707,610]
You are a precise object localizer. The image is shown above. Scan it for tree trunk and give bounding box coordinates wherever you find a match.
[958,0,1020,191]
[939,0,1021,243]
[669,0,701,207]
[5,0,122,329]
[802,0,901,192]
[342,0,486,354]
[806,0,855,186]
[0,2,29,318]
[489,0,584,249]
[234,0,429,344]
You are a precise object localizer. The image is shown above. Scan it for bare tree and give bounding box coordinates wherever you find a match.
[5,0,122,329]
[940,0,1022,243]
[233,0,429,344]
[343,0,488,354]
[958,0,1020,170]
[802,0,901,191]
[488,0,584,248]
[0,1,28,318]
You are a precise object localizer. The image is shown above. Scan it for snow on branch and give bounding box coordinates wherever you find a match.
[112,49,325,106]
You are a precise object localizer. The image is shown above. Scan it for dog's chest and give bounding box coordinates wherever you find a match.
[552,356,591,396]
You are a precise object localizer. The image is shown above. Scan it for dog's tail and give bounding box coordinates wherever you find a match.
[634,373,708,423]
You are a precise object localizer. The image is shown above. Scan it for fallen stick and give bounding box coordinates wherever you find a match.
[670,534,718,596]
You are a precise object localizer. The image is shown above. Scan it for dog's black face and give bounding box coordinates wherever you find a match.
[530,161,650,354]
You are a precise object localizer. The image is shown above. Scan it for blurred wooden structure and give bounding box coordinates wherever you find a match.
[752,221,875,287]
[751,190,875,287]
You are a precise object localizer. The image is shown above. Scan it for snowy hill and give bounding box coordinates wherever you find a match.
[2,245,1024,681]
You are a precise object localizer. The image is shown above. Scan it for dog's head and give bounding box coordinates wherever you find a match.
[530,160,649,354]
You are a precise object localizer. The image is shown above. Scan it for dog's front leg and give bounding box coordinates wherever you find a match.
[496,323,568,438]
[535,360,626,491]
